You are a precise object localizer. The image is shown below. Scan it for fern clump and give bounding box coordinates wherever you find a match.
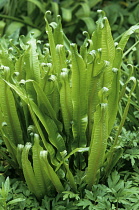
[0,10,138,199]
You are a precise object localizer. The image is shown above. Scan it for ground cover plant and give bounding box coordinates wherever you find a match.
[0,7,139,209]
[1,169,139,210]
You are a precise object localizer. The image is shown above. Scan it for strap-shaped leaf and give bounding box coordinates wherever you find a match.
[118,24,139,51]
[15,55,26,81]
[15,55,30,128]
[40,151,64,193]
[104,76,136,177]
[71,43,88,148]
[60,68,73,135]
[0,79,23,146]
[87,74,102,141]
[24,35,40,83]
[101,17,115,88]
[86,52,108,141]
[56,44,67,78]
[91,11,115,88]
[86,11,116,142]
[49,77,60,116]
[32,134,52,196]
[53,15,64,45]
[108,47,123,134]
[16,144,24,169]
[86,88,109,189]
[32,80,62,131]
[22,143,43,199]
[91,10,107,51]
[23,35,40,99]
[41,73,60,116]
[45,11,58,74]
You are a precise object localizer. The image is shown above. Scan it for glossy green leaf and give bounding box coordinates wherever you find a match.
[32,80,62,131]
[53,15,64,45]
[56,44,67,77]
[108,47,123,134]
[118,25,139,51]
[0,80,23,146]
[104,76,136,177]
[71,43,88,148]
[40,151,64,193]
[32,134,46,196]
[32,134,52,196]
[16,144,24,169]
[87,88,109,189]
[91,10,115,87]
[22,143,42,199]
[45,11,58,74]
[60,68,73,135]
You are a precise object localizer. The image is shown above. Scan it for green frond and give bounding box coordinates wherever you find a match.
[0,80,23,146]
[118,25,139,51]
[86,88,109,189]
[71,43,88,149]
[108,48,123,134]
[22,143,43,200]
[32,134,51,196]
[60,68,73,135]
[40,150,64,193]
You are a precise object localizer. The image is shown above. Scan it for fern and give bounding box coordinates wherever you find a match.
[0,10,139,199]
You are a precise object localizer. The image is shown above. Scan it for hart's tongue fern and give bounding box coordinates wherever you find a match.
[0,10,138,199]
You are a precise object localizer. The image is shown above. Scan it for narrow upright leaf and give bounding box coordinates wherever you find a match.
[86,88,109,189]
[71,43,88,148]
[22,143,43,200]
[118,25,139,51]
[40,151,64,193]
[108,47,123,134]
[60,68,73,135]
[0,79,23,146]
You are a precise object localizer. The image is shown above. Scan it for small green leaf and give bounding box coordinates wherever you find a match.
[7,198,25,205]
[62,191,80,200]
